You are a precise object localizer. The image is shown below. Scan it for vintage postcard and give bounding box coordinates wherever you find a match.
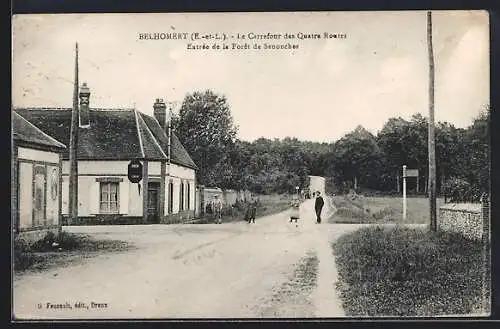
[11,11,490,320]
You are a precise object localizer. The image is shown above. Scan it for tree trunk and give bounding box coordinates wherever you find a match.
[354,176,358,192]
[396,172,400,193]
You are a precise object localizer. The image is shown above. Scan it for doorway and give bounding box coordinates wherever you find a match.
[147,182,160,223]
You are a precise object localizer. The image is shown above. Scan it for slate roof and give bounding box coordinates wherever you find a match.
[139,112,198,169]
[14,108,198,170]
[13,111,66,150]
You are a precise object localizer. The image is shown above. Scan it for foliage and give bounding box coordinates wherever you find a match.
[173,88,489,197]
[173,90,238,189]
[333,226,486,316]
[332,126,383,191]
[14,231,132,272]
[329,195,445,224]
[443,177,481,203]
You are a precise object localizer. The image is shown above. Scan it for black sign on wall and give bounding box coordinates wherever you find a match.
[128,159,143,183]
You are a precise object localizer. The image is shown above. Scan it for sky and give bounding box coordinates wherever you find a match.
[12,11,489,143]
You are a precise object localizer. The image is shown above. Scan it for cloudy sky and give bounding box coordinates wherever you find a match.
[12,11,489,142]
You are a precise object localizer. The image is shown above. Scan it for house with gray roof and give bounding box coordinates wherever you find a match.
[15,85,198,225]
[12,111,66,241]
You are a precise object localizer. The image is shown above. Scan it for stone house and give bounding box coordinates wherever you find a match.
[15,87,198,225]
[12,111,66,241]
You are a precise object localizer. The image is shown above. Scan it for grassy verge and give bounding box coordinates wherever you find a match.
[332,226,488,316]
[14,231,134,274]
[329,195,444,224]
[204,194,293,223]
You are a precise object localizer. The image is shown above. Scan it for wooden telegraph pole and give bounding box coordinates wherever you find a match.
[427,11,437,231]
[68,43,80,225]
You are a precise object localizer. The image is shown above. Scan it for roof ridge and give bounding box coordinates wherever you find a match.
[137,112,168,159]
[133,109,146,159]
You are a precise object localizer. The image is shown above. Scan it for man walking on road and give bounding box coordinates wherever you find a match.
[314,191,324,224]
[212,195,223,224]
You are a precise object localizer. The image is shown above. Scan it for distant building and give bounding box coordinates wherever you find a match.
[12,112,66,241]
[15,88,198,225]
[308,175,326,196]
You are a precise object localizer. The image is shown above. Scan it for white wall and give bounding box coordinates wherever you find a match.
[62,160,130,175]
[18,162,33,228]
[62,176,141,216]
[61,160,195,217]
[17,149,61,228]
[18,147,59,164]
[165,163,196,214]
[148,161,162,175]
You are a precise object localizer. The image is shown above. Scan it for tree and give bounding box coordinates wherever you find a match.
[332,125,383,191]
[465,105,490,196]
[377,114,428,193]
[173,90,238,188]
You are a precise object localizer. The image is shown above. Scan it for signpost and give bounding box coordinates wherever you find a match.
[402,167,419,221]
[128,159,143,194]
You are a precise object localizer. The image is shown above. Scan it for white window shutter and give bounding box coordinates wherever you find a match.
[120,180,129,214]
[90,182,100,215]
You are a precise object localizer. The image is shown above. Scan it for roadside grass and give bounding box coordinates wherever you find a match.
[204,194,293,223]
[332,225,488,316]
[329,195,445,224]
[14,231,134,274]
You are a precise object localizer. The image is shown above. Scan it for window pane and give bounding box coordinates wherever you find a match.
[100,202,109,213]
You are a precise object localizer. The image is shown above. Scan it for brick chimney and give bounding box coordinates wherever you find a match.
[79,82,91,127]
[153,98,167,131]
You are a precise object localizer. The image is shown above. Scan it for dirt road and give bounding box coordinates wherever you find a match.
[14,197,365,320]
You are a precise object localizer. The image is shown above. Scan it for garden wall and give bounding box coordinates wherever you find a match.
[438,197,489,241]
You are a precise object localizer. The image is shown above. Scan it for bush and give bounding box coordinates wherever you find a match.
[14,236,36,271]
[333,226,486,316]
[443,177,481,203]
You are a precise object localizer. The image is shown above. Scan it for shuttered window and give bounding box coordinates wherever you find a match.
[100,182,119,213]
[179,181,184,211]
[186,182,190,210]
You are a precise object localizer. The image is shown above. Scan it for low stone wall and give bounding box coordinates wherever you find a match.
[438,203,486,241]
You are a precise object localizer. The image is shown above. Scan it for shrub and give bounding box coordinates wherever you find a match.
[14,236,35,271]
[333,226,486,316]
[371,207,396,221]
[443,177,481,203]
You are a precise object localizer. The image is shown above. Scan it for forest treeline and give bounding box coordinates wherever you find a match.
[173,90,489,202]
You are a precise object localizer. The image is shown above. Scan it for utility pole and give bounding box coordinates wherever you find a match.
[68,43,80,225]
[167,106,172,215]
[427,11,437,231]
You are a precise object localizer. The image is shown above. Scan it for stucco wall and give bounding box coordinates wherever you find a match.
[61,160,196,220]
[18,162,33,228]
[17,147,61,230]
[18,147,59,164]
[438,203,485,241]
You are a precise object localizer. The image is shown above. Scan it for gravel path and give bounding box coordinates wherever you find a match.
[13,198,366,320]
